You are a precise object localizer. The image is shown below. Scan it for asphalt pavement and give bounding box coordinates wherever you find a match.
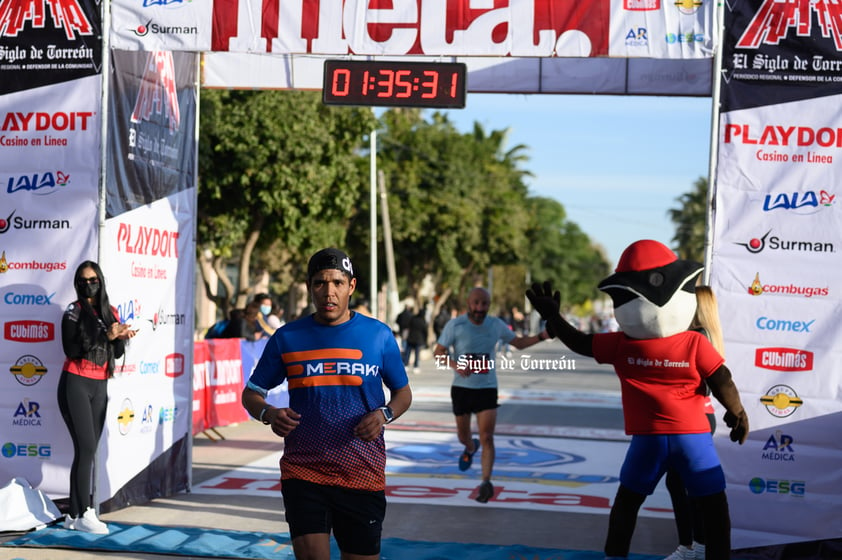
[0,339,682,560]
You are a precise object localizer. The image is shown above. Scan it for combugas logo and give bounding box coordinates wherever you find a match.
[746,273,829,298]
[760,385,803,418]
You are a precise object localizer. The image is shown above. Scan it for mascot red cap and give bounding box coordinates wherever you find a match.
[598,240,703,340]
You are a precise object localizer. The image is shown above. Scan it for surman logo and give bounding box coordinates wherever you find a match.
[131,19,153,37]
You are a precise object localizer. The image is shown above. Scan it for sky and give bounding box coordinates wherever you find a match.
[435,93,715,268]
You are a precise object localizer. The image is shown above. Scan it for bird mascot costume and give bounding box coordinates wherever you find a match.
[526,240,749,560]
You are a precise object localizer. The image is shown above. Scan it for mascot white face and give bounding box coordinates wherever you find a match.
[598,240,702,340]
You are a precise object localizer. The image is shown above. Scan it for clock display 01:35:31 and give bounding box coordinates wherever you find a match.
[322,60,467,108]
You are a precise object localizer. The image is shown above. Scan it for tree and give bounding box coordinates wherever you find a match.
[523,196,611,307]
[669,176,709,262]
[197,90,376,318]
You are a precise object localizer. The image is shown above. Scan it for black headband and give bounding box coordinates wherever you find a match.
[307,248,355,280]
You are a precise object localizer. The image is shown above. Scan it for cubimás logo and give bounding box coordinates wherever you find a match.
[755,347,813,372]
[10,355,47,386]
[760,385,803,418]
[736,230,834,254]
[4,320,55,342]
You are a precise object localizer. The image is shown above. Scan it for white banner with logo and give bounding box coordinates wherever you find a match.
[0,76,102,496]
[110,0,715,59]
[112,0,715,96]
[98,191,195,498]
[711,0,842,548]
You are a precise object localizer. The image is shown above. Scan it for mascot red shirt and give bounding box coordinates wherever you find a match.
[594,331,723,434]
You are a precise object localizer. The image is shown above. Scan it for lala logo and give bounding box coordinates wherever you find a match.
[762,190,835,214]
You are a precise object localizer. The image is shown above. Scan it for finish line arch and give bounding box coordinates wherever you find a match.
[1,0,841,551]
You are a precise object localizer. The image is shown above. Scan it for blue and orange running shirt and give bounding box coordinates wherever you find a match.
[247,312,408,491]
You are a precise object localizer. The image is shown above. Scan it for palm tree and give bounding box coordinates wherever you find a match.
[669,176,709,262]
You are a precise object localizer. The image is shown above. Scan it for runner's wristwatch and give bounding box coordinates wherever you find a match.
[378,406,395,424]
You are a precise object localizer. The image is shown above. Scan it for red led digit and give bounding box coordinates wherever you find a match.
[331,68,351,97]
[395,70,412,98]
[377,69,395,98]
[362,70,370,95]
[449,72,458,98]
[420,70,439,99]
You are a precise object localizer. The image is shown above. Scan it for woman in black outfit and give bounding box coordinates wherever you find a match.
[58,261,135,534]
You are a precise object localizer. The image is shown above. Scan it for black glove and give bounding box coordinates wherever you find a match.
[526,281,561,323]
[724,409,749,445]
[708,365,749,445]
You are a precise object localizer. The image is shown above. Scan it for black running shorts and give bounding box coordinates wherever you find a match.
[281,478,386,555]
[451,386,499,416]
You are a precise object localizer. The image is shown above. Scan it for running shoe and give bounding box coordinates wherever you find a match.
[663,545,694,560]
[73,507,109,534]
[475,480,494,503]
[458,437,480,471]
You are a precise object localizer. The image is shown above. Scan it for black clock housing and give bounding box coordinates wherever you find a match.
[323,59,467,109]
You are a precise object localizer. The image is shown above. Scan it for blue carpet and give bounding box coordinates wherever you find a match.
[2,522,663,559]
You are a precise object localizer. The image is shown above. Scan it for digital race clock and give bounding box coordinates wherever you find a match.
[322,60,467,109]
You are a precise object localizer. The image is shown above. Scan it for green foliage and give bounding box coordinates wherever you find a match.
[197,97,614,316]
[669,176,709,262]
[197,89,376,308]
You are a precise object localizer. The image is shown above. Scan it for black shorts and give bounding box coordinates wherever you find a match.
[451,386,499,416]
[281,478,386,555]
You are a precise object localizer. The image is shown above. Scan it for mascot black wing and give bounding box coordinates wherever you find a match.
[526,239,748,444]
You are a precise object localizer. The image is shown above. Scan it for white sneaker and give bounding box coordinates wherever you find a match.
[692,542,705,560]
[73,507,109,534]
[63,515,76,530]
[664,545,694,560]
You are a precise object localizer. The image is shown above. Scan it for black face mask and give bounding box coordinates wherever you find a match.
[84,282,100,298]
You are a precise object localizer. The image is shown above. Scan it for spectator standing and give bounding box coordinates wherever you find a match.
[404,307,428,373]
[58,261,136,534]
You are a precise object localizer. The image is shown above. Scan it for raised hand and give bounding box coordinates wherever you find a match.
[525,281,561,322]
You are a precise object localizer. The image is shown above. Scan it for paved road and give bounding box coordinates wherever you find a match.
[1,339,680,560]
